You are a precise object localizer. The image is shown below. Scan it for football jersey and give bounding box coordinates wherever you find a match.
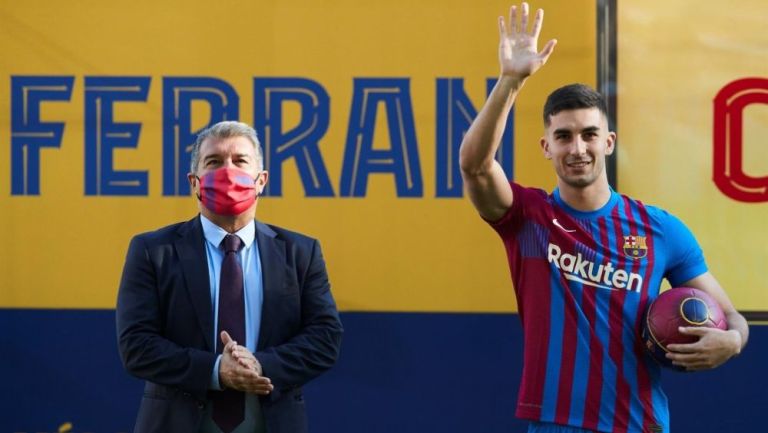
[488,182,708,433]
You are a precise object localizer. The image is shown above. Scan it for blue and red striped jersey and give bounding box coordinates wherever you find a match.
[489,182,707,433]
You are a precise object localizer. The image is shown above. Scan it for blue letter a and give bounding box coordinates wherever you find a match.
[340,78,422,197]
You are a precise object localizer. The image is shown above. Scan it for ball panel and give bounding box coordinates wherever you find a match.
[680,298,709,325]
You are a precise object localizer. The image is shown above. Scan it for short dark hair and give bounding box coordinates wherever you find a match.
[543,84,608,126]
[190,121,263,173]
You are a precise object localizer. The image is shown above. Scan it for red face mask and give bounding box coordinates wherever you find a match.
[196,167,259,216]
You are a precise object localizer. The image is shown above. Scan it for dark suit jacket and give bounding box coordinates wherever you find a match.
[116,216,343,433]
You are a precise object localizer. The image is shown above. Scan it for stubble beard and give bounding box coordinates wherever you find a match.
[558,159,604,189]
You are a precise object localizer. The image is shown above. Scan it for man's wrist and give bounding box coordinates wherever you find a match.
[496,74,527,91]
[211,354,224,390]
[727,329,742,356]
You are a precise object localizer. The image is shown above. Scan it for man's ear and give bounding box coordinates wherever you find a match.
[256,171,269,195]
[605,131,617,156]
[187,173,198,193]
[540,137,552,160]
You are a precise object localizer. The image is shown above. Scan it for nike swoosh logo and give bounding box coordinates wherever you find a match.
[552,218,577,233]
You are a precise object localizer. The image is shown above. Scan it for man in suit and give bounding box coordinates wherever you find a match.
[116,120,343,433]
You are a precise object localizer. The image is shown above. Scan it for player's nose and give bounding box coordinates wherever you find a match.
[570,137,587,155]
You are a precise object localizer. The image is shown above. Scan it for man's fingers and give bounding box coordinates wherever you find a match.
[679,326,709,336]
[220,330,233,346]
[520,2,529,33]
[666,345,697,353]
[235,369,260,380]
[228,346,263,374]
[539,39,557,63]
[232,346,256,359]
[666,351,702,362]
[237,358,254,368]
[249,380,274,395]
[227,372,274,394]
[498,16,507,39]
[530,8,543,39]
[666,342,700,353]
[667,353,702,370]
[229,365,270,382]
[509,5,517,34]
[234,375,274,394]
[225,341,238,354]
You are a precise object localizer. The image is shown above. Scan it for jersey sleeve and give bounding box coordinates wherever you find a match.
[485,181,527,238]
[662,212,708,287]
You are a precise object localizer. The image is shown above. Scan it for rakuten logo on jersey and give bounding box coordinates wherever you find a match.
[547,243,643,293]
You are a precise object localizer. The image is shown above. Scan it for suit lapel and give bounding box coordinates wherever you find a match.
[175,216,215,351]
[255,221,286,351]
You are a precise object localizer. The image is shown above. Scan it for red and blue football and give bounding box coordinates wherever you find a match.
[642,287,727,370]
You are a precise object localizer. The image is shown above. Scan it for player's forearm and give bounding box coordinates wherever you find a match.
[726,310,749,353]
[459,75,525,176]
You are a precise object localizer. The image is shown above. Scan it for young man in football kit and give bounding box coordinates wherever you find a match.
[458,3,749,433]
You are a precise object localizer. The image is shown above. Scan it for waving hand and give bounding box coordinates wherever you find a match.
[498,3,556,79]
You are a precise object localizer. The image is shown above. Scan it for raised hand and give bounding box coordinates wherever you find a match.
[498,3,557,79]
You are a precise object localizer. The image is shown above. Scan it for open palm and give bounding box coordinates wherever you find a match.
[498,3,556,79]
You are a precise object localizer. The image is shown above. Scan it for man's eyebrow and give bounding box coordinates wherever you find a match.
[553,126,600,135]
[203,153,251,160]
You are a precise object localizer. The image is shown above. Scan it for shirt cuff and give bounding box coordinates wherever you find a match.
[210,354,223,390]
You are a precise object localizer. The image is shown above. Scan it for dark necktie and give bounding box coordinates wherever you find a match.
[212,234,245,433]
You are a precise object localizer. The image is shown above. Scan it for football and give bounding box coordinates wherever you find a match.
[642,287,728,370]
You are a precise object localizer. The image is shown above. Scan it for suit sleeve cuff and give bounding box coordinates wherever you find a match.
[210,354,223,390]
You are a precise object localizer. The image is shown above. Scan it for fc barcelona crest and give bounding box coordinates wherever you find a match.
[623,235,648,259]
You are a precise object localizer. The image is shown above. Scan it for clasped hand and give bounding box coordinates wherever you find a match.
[218,331,274,395]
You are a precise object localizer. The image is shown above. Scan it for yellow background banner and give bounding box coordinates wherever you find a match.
[618,0,767,311]
[0,0,599,312]
[5,1,765,313]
